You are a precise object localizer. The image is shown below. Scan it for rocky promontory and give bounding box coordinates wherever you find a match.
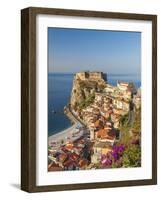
[70,71,107,111]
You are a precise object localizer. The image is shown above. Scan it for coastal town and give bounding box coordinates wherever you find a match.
[48,71,141,171]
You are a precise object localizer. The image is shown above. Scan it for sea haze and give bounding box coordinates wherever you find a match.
[48,73,141,136]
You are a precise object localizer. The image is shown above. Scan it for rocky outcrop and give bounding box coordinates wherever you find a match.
[70,72,107,111]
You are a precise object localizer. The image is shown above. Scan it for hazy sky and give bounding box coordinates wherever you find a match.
[48,28,141,75]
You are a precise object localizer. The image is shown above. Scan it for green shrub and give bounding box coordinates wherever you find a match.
[120,114,129,126]
[122,145,141,167]
[78,93,95,110]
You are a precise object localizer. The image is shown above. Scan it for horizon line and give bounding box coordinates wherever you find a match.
[48,72,141,76]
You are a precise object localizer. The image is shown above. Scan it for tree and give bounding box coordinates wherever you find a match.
[60,139,64,145]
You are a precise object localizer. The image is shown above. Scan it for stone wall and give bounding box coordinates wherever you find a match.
[76,71,107,81]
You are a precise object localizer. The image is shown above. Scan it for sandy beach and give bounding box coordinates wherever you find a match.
[48,123,85,150]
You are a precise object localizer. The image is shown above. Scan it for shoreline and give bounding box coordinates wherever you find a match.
[48,123,74,138]
[48,123,84,149]
[48,123,77,141]
[48,103,86,149]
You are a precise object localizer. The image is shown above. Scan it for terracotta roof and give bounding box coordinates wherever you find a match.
[79,159,88,168]
[58,153,68,162]
[96,129,116,140]
[48,162,63,171]
[96,129,108,139]
[94,119,102,127]
[64,143,74,151]
[69,153,79,161]
[63,159,78,168]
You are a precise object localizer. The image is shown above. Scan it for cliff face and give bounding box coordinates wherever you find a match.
[70,72,107,111]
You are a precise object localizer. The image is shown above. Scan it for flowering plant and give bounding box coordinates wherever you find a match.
[101,144,125,168]
[101,141,141,168]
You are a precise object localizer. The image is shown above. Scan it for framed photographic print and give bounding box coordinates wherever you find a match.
[21,7,157,192]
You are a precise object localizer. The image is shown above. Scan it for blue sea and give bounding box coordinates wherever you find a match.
[48,73,141,136]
